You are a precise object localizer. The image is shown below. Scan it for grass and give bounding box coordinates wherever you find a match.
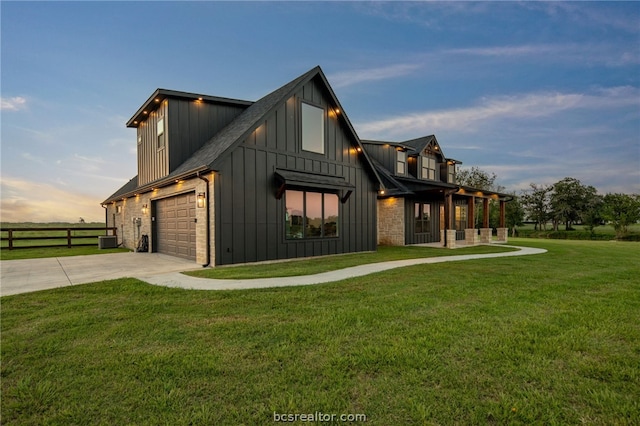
[0,246,129,261]
[185,244,517,279]
[1,239,639,425]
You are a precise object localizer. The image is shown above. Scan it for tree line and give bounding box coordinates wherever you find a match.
[456,167,640,238]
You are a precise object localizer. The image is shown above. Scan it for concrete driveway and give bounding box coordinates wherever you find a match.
[0,252,199,297]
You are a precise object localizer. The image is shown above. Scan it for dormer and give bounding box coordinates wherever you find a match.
[127,89,252,186]
[441,158,462,184]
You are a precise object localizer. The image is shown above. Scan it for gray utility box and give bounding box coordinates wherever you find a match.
[98,235,118,249]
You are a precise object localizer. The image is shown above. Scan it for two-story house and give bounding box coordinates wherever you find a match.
[102,66,382,265]
[103,66,509,266]
[363,135,509,248]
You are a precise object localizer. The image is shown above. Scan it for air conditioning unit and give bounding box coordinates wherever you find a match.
[98,235,118,249]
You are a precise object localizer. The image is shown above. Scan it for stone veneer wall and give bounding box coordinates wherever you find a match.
[377,197,405,246]
[107,172,215,265]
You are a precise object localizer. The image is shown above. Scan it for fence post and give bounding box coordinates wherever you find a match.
[8,229,13,250]
[67,229,72,248]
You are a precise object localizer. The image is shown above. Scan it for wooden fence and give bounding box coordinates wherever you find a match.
[0,227,117,250]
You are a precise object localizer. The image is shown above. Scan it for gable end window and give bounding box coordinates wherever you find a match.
[301,102,325,154]
[421,156,437,180]
[285,190,339,239]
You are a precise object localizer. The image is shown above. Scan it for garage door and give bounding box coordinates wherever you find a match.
[154,192,196,260]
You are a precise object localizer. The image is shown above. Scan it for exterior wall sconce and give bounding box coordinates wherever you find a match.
[197,192,206,208]
[141,204,148,215]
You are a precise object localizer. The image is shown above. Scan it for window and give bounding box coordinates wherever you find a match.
[301,102,325,154]
[157,117,165,149]
[396,150,406,175]
[455,205,467,230]
[447,164,455,183]
[285,190,338,239]
[421,156,437,180]
[415,203,431,233]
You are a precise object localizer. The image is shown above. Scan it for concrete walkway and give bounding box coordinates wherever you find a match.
[1,252,198,296]
[138,245,547,291]
[1,245,546,296]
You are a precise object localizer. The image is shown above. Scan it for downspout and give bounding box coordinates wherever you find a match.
[197,172,211,267]
[443,186,460,248]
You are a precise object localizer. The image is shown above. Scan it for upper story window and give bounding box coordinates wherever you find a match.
[421,156,437,180]
[447,164,455,183]
[157,117,165,149]
[396,150,406,175]
[285,190,339,239]
[301,102,325,154]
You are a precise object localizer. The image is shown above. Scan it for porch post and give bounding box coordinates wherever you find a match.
[465,196,478,246]
[480,197,492,243]
[467,196,475,229]
[444,191,455,248]
[482,198,490,228]
[497,199,508,243]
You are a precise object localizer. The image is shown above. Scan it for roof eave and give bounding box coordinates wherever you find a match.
[125,89,253,128]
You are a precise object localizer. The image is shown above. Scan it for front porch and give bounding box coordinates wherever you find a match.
[411,228,508,249]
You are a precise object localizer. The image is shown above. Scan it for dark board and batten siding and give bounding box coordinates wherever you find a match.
[137,99,247,187]
[137,102,169,186]
[167,99,247,172]
[215,78,377,265]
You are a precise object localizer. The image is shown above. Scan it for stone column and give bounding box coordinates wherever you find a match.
[377,198,405,246]
[480,228,492,244]
[465,228,479,246]
[497,227,508,243]
[446,229,457,248]
[440,229,446,247]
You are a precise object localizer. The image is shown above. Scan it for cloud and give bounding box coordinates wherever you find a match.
[445,43,640,67]
[1,96,27,111]
[0,177,105,223]
[329,63,421,88]
[356,86,640,138]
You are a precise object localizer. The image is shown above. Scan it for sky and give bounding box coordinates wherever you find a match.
[2,1,639,223]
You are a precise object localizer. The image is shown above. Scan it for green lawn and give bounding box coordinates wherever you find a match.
[1,239,639,425]
[0,246,129,261]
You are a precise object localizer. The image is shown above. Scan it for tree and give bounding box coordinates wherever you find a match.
[550,177,597,231]
[521,183,552,230]
[581,194,604,237]
[456,166,499,191]
[504,194,525,237]
[601,193,640,238]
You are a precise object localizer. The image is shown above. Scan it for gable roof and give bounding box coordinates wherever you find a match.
[103,66,384,204]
